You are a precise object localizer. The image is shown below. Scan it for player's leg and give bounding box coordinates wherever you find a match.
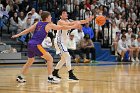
[63,52,79,81]
[41,52,60,83]
[37,45,60,83]
[53,54,66,78]
[16,46,35,83]
[17,57,35,83]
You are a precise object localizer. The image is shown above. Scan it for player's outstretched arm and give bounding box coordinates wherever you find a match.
[58,16,94,26]
[79,16,94,24]
[46,23,80,32]
[11,23,37,38]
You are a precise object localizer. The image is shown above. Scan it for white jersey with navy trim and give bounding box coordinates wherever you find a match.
[54,24,70,54]
[54,19,71,54]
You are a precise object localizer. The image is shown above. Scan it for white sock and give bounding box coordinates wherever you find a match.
[19,74,25,78]
[55,54,66,69]
[65,52,72,71]
[55,52,72,71]
[48,75,53,78]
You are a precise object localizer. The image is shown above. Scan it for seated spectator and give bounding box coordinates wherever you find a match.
[67,33,90,63]
[128,34,140,62]
[19,11,25,23]
[136,35,140,49]
[25,8,40,24]
[117,35,133,62]
[136,31,140,38]
[78,34,96,62]
[71,25,84,44]
[82,22,94,39]
[23,18,31,30]
[125,28,133,41]
[9,12,23,35]
[42,35,56,57]
[112,22,121,55]
[18,18,32,43]
[38,9,43,20]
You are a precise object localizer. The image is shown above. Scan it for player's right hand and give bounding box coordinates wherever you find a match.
[11,35,19,38]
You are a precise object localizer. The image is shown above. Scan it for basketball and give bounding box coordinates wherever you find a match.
[95,15,106,26]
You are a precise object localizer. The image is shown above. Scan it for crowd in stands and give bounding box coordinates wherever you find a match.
[0,0,140,62]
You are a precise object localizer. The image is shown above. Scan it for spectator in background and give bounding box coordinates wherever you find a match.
[21,0,31,13]
[9,12,22,35]
[19,11,25,23]
[13,0,20,12]
[25,8,40,24]
[71,25,84,44]
[125,28,133,41]
[136,31,140,38]
[65,0,74,13]
[42,35,56,57]
[136,35,140,50]
[6,1,12,13]
[82,22,94,39]
[23,12,32,23]
[111,22,120,55]
[0,0,4,11]
[117,35,133,62]
[67,33,90,63]
[23,18,31,30]
[38,9,43,21]
[8,5,15,18]
[128,34,140,62]
[78,34,96,62]
[85,0,91,10]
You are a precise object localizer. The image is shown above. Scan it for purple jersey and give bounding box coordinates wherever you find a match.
[27,22,48,58]
[28,22,48,45]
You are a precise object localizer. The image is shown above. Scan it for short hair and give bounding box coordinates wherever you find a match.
[41,11,51,21]
[121,35,126,39]
[59,9,67,16]
[28,13,32,16]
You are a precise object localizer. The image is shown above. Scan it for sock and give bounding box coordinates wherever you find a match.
[48,75,53,78]
[121,57,123,61]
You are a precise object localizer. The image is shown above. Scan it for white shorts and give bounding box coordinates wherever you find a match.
[117,49,126,55]
[54,38,68,55]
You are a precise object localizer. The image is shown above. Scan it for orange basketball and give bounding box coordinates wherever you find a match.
[95,15,106,26]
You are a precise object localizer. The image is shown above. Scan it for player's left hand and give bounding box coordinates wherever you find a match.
[89,15,94,21]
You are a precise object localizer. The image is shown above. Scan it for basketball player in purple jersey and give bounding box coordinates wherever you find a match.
[12,11,80,83]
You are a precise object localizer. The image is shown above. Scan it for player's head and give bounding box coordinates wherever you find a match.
[60,9,68,19]
[41,11,52,22]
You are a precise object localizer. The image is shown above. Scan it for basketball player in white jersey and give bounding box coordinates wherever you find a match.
[53,9,94,80]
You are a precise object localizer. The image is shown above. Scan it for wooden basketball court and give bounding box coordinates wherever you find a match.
[0,63,140,93]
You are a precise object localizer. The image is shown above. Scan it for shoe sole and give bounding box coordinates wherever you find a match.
[47,80,60,84]
[68,79,79,82]
[16,78,26,83]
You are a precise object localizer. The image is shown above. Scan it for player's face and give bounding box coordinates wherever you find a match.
[47,15,52,22]
[61,11,68,19]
